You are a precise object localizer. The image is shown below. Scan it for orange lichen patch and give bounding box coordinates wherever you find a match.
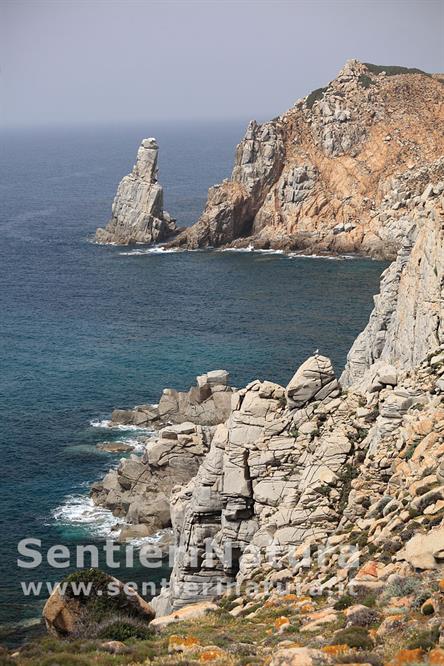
[264,598,277,608]
[281,594,300,603]
[369,628,378,641]
[387,648,425,666]
[438,580,444,593]
[168,634,201,653]
[430,649,444,666]
[355,560,380,580]
[300,603,316,613]
[322,644,349,656]
[199,648,226,662]
[388,596,414,609]
[275,616,291,633]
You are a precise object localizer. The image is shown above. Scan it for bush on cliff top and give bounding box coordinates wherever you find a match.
[363,63,431,77]
[306,87,328,108]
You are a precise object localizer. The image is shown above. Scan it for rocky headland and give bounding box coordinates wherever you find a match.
[170,60,444,259]
[28,163,442,666]
[95,138,179,245]
[10,63,444,666]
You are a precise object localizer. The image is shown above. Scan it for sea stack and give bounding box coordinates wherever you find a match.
[95,138,178,245]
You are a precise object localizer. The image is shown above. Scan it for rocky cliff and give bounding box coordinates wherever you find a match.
[341,159,444,387]
[95,138,179,245]
[150,173,444,615]
[90,370,234,542]
[171,60,444,259]
[87,168,444,622]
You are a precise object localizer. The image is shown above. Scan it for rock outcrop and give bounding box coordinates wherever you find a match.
[341,162,444,388]
[43,570,154,638]
[110,369,233,428]
[95,138,179,245]
[91,371,234,541]
[150,170,444,614]
[91,420,212,541]
[171,60,444,259]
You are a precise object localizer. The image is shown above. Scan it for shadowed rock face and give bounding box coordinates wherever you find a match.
[171,60,444,258]
[95,138,178,245]
[341,162,444,388]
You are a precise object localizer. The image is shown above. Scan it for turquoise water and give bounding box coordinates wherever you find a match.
[0,122,386,644]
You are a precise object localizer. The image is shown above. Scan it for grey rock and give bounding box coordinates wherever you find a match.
[95,138,178,245]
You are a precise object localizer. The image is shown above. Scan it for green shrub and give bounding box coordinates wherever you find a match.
[38,655,90,666]
[383,576,422,601]
[337,653,383,666]
[331,626,374,650]
[359,593,377,608]
[363,63,431,77]
[334,594,355,610]
[97,616,152,640]
[358,74,375,89]
[60,568,153,637]
[407,626,439,650]
[306,87,328,109]
[404,442,418,460]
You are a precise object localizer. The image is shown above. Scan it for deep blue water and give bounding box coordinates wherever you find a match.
[0,122,385,645]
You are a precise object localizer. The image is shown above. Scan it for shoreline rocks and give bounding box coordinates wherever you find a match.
[110,369,234,428]
[95,138,179,245]
[90,371,234,541]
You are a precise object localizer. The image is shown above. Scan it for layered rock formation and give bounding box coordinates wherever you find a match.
[150,174,444,613]
[109,369,233,429]
[341,160,444,387]
[95,138,178,245]
[91,371,234,541]
[171,60,444,258]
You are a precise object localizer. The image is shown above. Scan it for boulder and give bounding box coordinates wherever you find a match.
[150,601,218,631]
[43,570,155,637]
[286,355,338,408]
[397,528,444,570]
[270,647,329,666]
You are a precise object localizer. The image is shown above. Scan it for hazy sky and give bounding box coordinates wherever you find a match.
[1,0,443,127]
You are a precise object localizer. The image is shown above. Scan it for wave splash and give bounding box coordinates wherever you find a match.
[52,495,122,539]
[118,246,178,256]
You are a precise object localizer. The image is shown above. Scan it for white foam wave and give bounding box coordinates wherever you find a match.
[221,244,254,253]
[220,245,285,256]
[90,418,112,428]
[52,495,122,538]
[90,418,154,433]
[125,438,147,453]
[287,252,352,261]
[118,246,178,256]
[52,494,167,545]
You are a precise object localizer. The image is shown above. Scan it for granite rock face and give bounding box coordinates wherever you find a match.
[178,120,285,249]
[157,355,361,611]
[171,60,444,258]
[90,371,234,541]
[151,166,444,612]
[95,138,178,245]
[154,345,444,614]
[341,164,444,388]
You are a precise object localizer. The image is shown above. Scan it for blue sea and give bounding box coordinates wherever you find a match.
[0,121,386,645]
